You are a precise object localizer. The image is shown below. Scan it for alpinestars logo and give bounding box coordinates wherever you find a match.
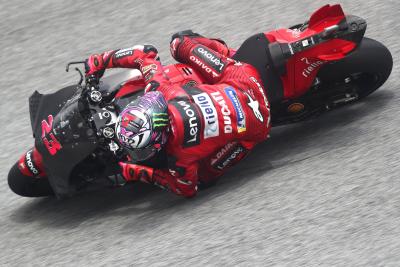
[249,77,269,108]
[244,92,263,122]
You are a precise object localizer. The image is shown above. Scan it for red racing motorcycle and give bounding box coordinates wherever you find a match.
[8,4,392,198]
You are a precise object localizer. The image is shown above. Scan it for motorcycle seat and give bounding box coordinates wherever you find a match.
[233,33,284,106]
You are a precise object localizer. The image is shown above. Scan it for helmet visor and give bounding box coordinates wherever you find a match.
[126,146,157,162]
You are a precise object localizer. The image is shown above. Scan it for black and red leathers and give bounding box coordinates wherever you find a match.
[85,33,271,197]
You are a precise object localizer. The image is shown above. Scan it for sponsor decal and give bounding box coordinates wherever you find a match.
[41,115,62,156]
[190,45,226,78]
[152,112,169,129]
[210,142,236,165]
[115,48,133,59]
[25,150,39,175]
[193,46,226,73]
[171,99,201,147]
[210,91,233,134]
[141,63,158,82]
[286,28,301,38]
[184,87,219,139]
[244,92,264,122]
[249,77,269,108]
[114,45,144,59]
[224,87,246,133]
[141,63,157,75]
[211,143,247,171]
[189,55,219,78]
[300,57,324,78]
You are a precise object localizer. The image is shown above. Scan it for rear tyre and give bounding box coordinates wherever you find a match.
[270,37,392,126]
[8,162,54,197]
[318,37,393,99]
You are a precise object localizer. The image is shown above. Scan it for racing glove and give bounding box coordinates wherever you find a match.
[119,162,154,184]
[85,45,161,80]
[85,53,107,78]
[119,162,197,197]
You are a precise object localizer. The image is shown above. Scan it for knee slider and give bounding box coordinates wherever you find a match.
[170,30,202,44]
[143,45,158,54]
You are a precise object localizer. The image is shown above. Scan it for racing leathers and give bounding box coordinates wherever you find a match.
[86,31,271,197]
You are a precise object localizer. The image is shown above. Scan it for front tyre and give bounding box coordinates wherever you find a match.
[8,162,54,197]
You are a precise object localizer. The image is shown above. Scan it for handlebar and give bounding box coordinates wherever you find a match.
[65,60,104,104]
[66,61,100,85]
[67,61,123,152]
[66,61,86,85]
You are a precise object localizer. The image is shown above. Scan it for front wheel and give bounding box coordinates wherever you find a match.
[8,162,54,197]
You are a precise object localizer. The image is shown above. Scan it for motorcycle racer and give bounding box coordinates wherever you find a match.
[85,31,271,197]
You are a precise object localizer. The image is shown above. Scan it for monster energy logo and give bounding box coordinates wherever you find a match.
[152,113,169,129]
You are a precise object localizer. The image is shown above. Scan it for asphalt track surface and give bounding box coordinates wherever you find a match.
[0,0,399,266]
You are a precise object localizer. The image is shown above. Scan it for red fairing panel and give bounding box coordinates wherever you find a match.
[18,147,46,177]
[308,4,345,31]
[264,4,356,99]
[290,38,356,98]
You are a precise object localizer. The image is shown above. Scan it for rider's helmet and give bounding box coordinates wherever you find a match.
[115,91,169,162]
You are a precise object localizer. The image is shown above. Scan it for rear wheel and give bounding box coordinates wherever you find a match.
[8,162,54,197]
[318,37,393,100]
[270,37,393,126]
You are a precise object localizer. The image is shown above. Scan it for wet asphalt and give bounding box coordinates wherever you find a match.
[0,0,399,266]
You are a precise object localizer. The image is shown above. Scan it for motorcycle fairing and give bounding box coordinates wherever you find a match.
[308,4,345,31]
[264,4,365,99]
[29,86,98,198]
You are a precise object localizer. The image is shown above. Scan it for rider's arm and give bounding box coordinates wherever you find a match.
[170,30,232,62]
[86,45,158,72]
[86,45,170,92]
[119,161,198,197]
[85,45,158,75]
